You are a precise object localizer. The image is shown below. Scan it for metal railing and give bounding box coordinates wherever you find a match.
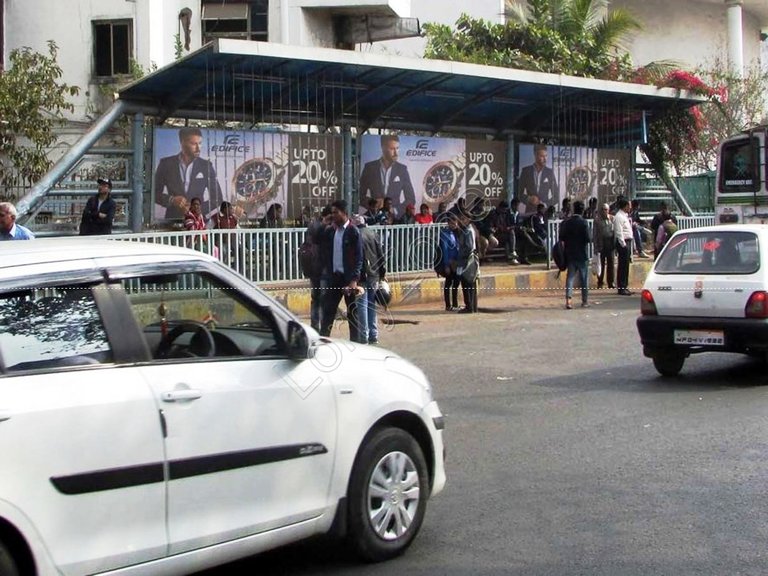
[113,223,443,284]
[545,214,716,269]
[107,215,718,280]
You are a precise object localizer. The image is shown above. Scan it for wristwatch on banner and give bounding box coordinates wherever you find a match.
[423,154,466,208]
[232,148,289,210]
[566,166,593,200]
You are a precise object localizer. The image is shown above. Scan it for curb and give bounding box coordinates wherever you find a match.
[266,261,654,316]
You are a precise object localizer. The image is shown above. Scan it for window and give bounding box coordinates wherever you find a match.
[122,272,283,360]
[0,286,113,372]
[655,231,760,275]
[202,1,269,43]
[93,20,132,78]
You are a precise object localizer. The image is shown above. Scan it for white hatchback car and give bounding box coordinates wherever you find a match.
[0,239,446,576]
[637,224,768,376]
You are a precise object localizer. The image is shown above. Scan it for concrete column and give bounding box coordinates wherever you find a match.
[281,0,290,44]
[726,0,744,77]
[131,113,145,232]
[343,128,353,209]
[506,134,516,204]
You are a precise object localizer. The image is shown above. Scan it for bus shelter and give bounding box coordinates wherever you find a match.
[17,38,704,231]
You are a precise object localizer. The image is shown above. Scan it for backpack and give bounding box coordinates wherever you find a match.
[552,240,567,272]
[298,240,321,279]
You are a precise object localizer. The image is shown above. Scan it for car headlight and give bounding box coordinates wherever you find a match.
[384,356,432,397]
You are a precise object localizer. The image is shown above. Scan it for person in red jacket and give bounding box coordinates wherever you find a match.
[414,203,433,224]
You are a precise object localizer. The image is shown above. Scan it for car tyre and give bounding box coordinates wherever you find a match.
[0,540,20,576]
[347,427,429,562]
[652,353,685,377]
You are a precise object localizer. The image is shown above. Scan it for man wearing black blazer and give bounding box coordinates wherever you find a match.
[518,144,559,214]
[154,127,223,220]
[358,134,415,219]
[319,200,364,340]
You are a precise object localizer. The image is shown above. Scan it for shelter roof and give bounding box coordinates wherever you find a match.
[119,39,704,143]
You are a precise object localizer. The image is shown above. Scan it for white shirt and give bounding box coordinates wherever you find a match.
[613,209,633,247]
[333,219,349,274]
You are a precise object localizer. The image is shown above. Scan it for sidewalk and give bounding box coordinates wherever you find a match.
[264,258,654,316]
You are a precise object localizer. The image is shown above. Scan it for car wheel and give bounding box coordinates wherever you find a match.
[0,540,20,576]
[347,427,429,562]
[652,353,685,377]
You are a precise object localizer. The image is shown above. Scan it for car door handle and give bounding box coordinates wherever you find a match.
[161,389,203,402]
[0,411,11,422]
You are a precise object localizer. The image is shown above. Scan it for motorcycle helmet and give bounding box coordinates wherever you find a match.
[375,279,392,309]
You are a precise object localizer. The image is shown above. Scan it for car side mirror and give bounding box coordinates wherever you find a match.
[286,320,314,360]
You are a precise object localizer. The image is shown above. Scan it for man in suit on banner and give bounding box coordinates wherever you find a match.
[358,134,415,219]
[154,127,223,220]
[518,144,559,214]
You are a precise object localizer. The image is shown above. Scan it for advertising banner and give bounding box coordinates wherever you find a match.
[152,127,342,224]
[288,133,343,219]
[517,144,630,214]
[465,140,506,208]
[358,135,507,218]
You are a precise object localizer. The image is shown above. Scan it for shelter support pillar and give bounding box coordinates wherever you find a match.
[506,134,516,205]
[343,128,353,209]
[131,112,145,232]
[16,99,129,223]
[726,0,744,77]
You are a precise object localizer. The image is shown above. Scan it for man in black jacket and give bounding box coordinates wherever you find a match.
[319,200,364,340]
[559,200,591,309]
[358,134,415,220]
[79,178,117,236]
[154,127,223,220]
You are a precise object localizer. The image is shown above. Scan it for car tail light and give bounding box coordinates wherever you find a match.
[640,289,657,316]
[745,291,768,318]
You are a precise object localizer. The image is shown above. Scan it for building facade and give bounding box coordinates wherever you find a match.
[1,0,416,122]
[373,0,768,73]
[2,0,764,124]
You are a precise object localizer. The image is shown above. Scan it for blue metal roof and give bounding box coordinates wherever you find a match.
[120,39,703,143]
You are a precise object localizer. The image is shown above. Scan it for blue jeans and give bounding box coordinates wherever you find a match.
[566,259,589,303]
[354,281,379,344]
[309,276,326,331]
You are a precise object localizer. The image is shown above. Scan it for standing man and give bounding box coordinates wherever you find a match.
[518,144,559,214]
[0,202,34,240]
[154,127,223,220]
[79,177,116,236]
[352,215,387,345]
[613,198,634,296]
[319,200,364,341]
[559,200,591,309]
[358,134,415,220]
[304,205,332,332]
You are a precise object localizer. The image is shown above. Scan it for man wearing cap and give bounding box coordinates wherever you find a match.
[79,178,117,236]
[0,202,35,240]
[398,203,417,225]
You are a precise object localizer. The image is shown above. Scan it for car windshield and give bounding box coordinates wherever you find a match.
[654,230,759,274]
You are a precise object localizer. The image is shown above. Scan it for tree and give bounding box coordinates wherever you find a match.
[680,58,768,174]
[0,41,79,196]
[423,0,645,79]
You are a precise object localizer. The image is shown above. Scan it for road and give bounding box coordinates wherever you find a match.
[199,290,768,576]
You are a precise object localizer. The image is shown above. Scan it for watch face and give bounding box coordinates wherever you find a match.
[233,158,276,203]
[566,166,592,200]
[423,162,459,205]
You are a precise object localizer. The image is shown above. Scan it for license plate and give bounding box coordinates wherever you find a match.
[674,330,724,346]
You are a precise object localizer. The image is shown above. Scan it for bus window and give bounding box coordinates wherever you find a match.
[719,137,759,193]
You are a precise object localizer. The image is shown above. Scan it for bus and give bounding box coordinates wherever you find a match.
[715,126,768,224]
